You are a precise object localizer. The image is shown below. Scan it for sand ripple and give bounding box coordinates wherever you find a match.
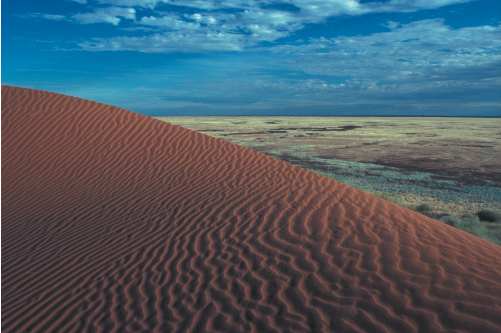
[2,86,501,332]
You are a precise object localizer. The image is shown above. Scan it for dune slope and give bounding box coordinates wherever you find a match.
[2,86,501,333]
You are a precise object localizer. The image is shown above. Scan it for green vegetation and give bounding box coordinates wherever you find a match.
[415,204,432,214]
[439,215,498,243]
[410,206,501,243]
[477,209,501,223]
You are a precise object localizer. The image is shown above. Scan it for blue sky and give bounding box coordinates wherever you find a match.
[2,0,501,115]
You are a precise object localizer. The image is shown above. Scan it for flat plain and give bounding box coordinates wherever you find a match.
[161,116,501,243]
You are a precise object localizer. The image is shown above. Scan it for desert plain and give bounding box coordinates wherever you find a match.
[163,117,501,243]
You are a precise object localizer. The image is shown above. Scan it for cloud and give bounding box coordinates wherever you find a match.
[95,0,251,9]
[139,14,200,29]
[96,0,163,8]
[28,13,67,21]
[79,7,302,52]
[27,7,137,26]
[249,19,501,112]
[95,0,471,12]
[365,0,472,12]
[73,7,136,25]
[114,19,500,114]
[271,19,501,80]
[93,0,473,14]
[31,0,477,51]
[79,30,246,52]
[21,0,498,115]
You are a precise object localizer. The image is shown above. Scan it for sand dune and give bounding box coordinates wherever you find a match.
[2,86,501,332]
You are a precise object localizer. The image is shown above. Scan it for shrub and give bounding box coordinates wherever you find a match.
[477,210,501,223]
[415,203,432,213]
[440,215,459,226]
[439,214,498,244]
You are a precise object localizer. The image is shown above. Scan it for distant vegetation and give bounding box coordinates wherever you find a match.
[415,204,432,214]
[477,209,501,223]
[413,204,501,244]
[440,215,492,241]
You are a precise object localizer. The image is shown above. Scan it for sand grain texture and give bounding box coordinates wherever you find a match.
[2,86,501,332]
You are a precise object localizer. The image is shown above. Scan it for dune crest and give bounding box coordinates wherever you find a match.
[3,86,501,332]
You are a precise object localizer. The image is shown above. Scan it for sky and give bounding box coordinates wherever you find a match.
[2,0,501,116]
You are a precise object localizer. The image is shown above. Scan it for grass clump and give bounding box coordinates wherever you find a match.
[415,203,432,214]
[477,209,501,223]
[440,215,458,226]
[440,214,495,242]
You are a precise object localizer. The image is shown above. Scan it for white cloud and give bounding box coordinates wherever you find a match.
[77,19,501,114]
[96,0,251,9]
[140,15,199,29]
[95,0,472,13]
[32,0,478,50]
[32,13,67,21]
[29,7,137,26]
[73,7,136,25]
[96,0,159,7]
[15,0,500,114]
[272,19,501,79]
[188,13,217,25]
[260,19,501,108]
[365,0,472,12]
[79,0,476,52]
[80,31,246,52]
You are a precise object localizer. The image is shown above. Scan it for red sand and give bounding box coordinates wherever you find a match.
[2,86,501,332]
